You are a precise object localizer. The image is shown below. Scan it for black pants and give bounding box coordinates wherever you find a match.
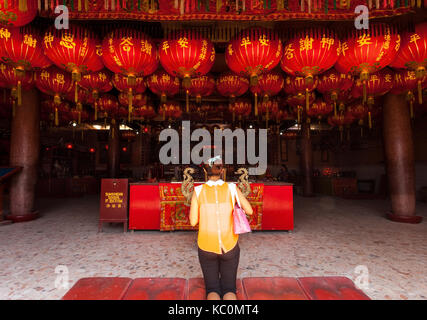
[198,243,240,298]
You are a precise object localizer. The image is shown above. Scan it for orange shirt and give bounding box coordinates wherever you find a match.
[190,180,238,254]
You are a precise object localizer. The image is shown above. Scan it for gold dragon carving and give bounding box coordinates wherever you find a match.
[181,167,195,206]
[235,167,250,197]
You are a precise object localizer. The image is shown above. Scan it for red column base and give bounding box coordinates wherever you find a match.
[386,212,423,224]
[6,211,39,223]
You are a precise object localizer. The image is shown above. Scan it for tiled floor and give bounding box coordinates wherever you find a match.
[0,194,426,300]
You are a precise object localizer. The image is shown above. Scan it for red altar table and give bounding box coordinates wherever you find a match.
[129,182,293,231]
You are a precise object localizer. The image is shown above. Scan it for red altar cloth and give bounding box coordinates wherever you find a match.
[128,182,293,231]
[158,183,263,231]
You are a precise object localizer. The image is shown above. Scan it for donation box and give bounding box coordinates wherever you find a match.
[99,179,128,232]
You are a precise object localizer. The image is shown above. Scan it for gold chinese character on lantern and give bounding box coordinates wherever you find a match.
[44,33,54,48]
[370,74,379,86]
[321,36,334,50]
[376,50,385,62]
[54,73,65,85]
[99,73,107,81]
[161,74,170,82]
[120,37,133,52]
[284,44,295,60]
[141,40,152,55]
[210,48,215,62]
[395,35,401,52]
[0,28,11,41]
[227,44,233,56]
[339,42,349,56]
[240,37,252,49]
[151,74,158,83]
[178,37,189,48]
[407,71,416,81]
[259,34,270,47]
[384,74,392,82]
[113,56,123,67]
[410,34,421,44]
[299,36,314,52]
[60,33,76,49]
[357,34,373,47]
[23,34,37,48]
[162,41,169,53]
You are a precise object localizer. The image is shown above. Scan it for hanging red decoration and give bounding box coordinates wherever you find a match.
[133,104,157,120]
[225,27,283,86]
[390,22,427,104]
[306,99,333,122]
[229,98,251,123]
[250,70,284,116]
[352,68,393,127]
[186,74,215,112]
[41,100,71,127]
[43,24,98,82]
[85,43,104,73]
[79,69,113,120]
[147,70,180,103]
[159,101,182,121]
[317,69,354,116]
[70,108,89,125]
[335,23,399,103]
[284,75,318,121]
[280,27,339,84]
[113,73,146,121]
[102,28,158,83]
[257,99,279,127]
[118,92,148,108]
[0,62,34,106]
[35,66,73,105]
[159,30,215,89]
[0,25,51,71]
[97,94,121,120]
[0,0,37,27]
[328,111,355,140]
[286,91,316,124]
[391,69,420,119]
[216,72,249,102]
[347,102,369,127]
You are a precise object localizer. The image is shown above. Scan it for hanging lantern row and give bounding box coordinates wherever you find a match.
[0,22,426,127]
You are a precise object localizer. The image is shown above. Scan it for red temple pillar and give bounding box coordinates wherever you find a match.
[108,118,120,178]
[8,88,40,222]
[383,93,422,223]
[300,121,314,197]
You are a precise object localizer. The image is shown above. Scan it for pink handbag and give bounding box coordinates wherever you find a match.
[233,201,252,234]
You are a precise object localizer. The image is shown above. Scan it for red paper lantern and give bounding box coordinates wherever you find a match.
[317,69,354,116]
[250,71,284,116]
[328,111,355,140]
[225,28,282,86]
[41,100,71,126]
[0,62,34,105]
[102,28,158,81]
[35,66,73,105]
[352,68,393,112]
[281,27,339,83]
[284,75,318,120]
[97,94,120,119]
[306,99,333,122]
[0,0,37,27]
[70,108,89,125]
[85,43,104,73]
[113,73,146,120]
[185,74,215,112]
[79,69,113,120]
[43,24,98,82]
[335,23,399,103]
[133,104,157,120]
[390,22,427,104]
[159,30,215,88]
[118,92,148,108]
[216,72,249,101]
[0,25,51,71]
[147,70,180,103]
[229,98,251,122]
[347,102,369,126]
[159,101,182,121]
[391,69,420,119]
